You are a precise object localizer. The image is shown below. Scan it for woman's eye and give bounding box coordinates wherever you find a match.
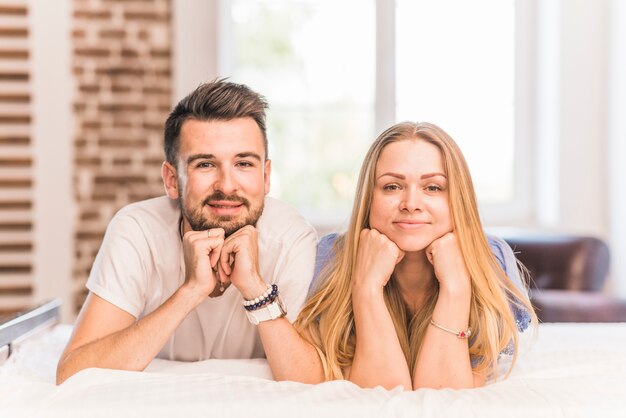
[383,184,401,191]
[425,185,442,192]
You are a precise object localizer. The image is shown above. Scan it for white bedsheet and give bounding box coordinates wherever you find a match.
[1,323,626,417]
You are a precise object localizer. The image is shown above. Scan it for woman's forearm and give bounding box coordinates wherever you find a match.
[412,286,479,389]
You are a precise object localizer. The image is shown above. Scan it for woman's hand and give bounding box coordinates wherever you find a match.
[425,232,471,293]
[353,228,405,292]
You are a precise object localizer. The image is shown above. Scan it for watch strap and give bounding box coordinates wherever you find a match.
[245,297,287,325]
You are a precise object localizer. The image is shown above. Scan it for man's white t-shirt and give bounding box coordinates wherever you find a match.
[86,195,317,361]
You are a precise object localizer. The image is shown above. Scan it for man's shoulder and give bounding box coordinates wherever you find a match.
[257,196,316,241]
[115,195,179,226]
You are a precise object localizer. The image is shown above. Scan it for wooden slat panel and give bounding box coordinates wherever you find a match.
[0,295,32,311]
[0,0,32,315]
[0,37,29,50]
[0,144,31,157]
[0,80,29,95]
[0,273,31,290]
[0,16,27,28]
[0,209,31,223]
[0,5,27,16]
[0,167,33,180]
[0,125,31,138]
[0,231,32,244]
[0,252,31,264]
[0,188,31,201]
[0,60,29,73]
[0,102,30,115]
[0,92,29,102]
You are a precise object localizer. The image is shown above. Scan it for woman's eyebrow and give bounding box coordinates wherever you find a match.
[420,172,447,180]
[376,172,447,180]
[376,172,405,180]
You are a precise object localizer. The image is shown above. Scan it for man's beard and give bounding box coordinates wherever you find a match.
[179,190,264,237]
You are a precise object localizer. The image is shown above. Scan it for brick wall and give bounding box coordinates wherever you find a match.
[72,0,172,313]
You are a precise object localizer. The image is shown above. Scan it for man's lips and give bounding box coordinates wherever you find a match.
[206,200,244,215]
[208,200,243,208]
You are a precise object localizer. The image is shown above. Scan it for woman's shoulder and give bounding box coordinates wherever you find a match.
[309,233,341,297]
[486,234,519,281]
[485,234,532,332]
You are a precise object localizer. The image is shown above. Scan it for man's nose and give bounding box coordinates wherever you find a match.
[214,168,237,194]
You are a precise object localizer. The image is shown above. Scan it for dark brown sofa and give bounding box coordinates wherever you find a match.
[496,229,626,322]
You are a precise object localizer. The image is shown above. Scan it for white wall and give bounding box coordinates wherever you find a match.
[532,0,626,295]
[30,0,74,322]
[535,0,609,239]
[557,0,609,238]
[172,0,219,103]
[608,0,626,297]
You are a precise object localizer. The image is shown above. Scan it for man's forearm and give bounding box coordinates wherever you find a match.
[258,317,325,383]
[57,285,204,384]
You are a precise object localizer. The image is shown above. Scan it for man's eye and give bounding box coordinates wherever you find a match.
[237,161,253,167]
[196,162,213,168]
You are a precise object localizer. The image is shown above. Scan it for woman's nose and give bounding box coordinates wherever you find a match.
[400,187,423,212]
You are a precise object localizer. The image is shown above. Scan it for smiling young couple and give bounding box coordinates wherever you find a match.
[57,80,536,389]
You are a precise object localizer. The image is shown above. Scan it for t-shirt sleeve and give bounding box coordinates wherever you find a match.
[86,211,149,318]
[307,233,339,298]
[272,226,318,323]
[487,234,532,333]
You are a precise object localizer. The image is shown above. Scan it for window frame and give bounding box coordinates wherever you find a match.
[175,0,535,228]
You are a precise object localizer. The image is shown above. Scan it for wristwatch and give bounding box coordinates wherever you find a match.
[245,296,287,325]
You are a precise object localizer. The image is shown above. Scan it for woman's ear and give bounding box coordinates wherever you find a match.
[161,161,180,199]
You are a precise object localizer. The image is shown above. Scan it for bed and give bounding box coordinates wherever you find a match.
[1,301,626,417]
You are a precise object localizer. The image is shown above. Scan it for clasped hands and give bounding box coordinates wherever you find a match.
[353,229,471,292]
[181,225,266,300]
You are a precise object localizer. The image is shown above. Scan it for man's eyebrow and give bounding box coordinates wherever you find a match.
[186,154,214,165]
[186,152,263,165]
[236,152,262,161]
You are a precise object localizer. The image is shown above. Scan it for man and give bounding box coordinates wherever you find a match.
[56,80,317,384]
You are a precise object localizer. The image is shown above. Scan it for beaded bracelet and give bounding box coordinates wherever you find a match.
[242,284,279,311]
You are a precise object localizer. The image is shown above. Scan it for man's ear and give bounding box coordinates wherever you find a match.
[162,161,180,199]
[264,159,271,195]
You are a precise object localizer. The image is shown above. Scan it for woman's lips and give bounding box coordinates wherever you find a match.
[393,220,429,229]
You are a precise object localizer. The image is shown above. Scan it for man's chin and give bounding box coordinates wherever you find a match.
[209,216,259,237]
[221,222,253,237]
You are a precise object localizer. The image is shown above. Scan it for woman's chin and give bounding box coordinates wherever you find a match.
[392,237,430,253]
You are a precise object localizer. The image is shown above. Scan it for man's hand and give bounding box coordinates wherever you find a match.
[181,227,226,299]
[218,225,267,300]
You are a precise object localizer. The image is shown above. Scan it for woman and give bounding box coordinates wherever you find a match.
[290,121,536,389]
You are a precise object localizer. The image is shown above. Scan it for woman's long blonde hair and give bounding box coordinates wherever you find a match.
[294,121,537,381]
